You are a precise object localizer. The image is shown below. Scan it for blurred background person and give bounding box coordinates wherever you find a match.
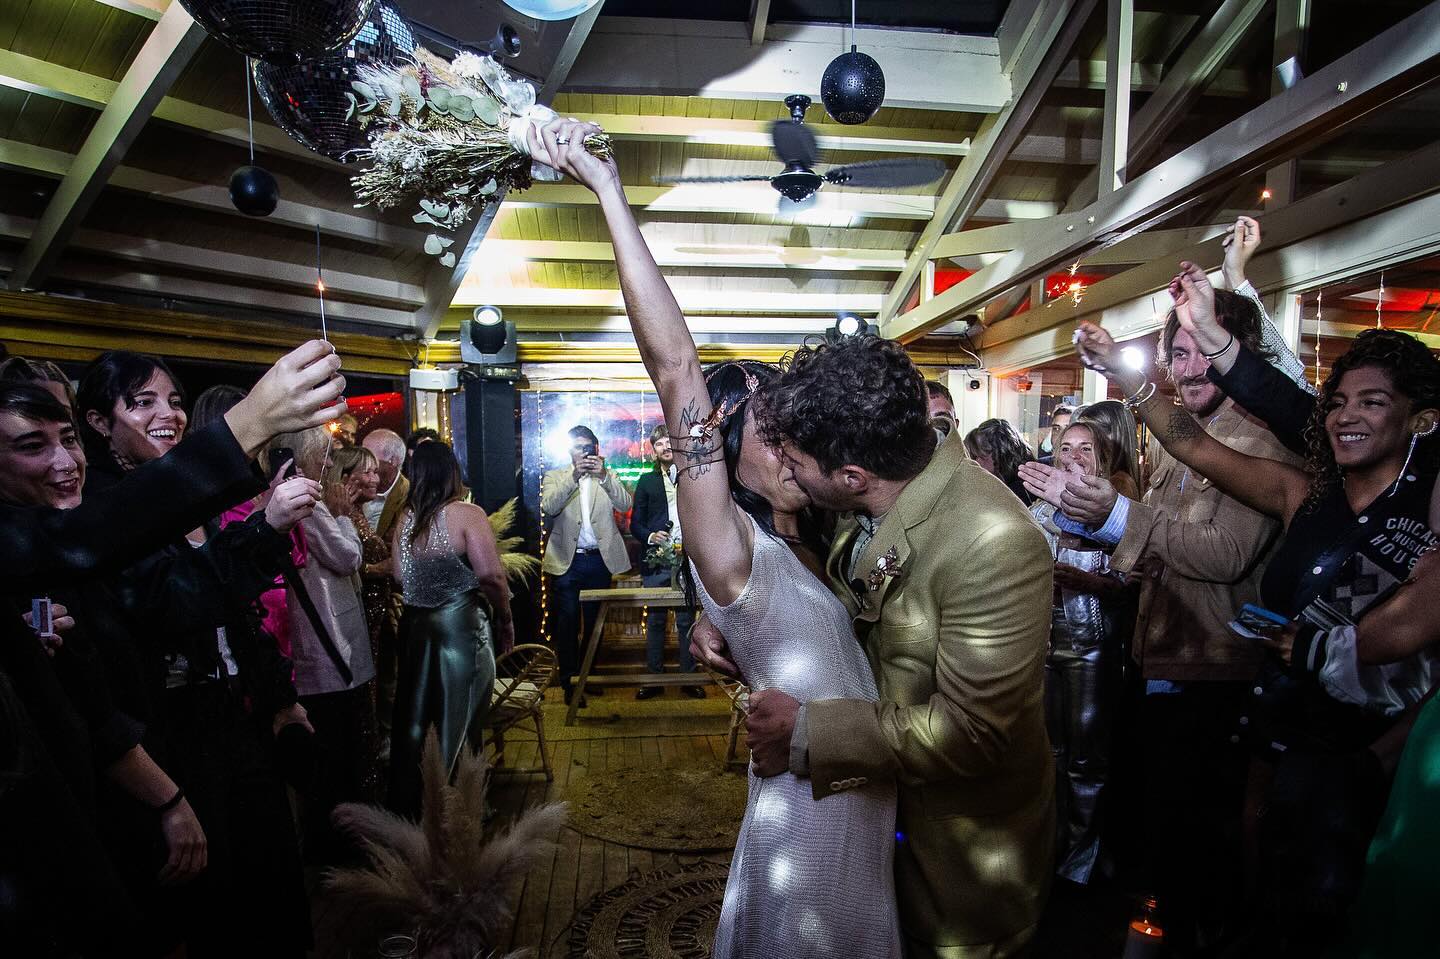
[964,418,1037,505]
[361,428,409,757]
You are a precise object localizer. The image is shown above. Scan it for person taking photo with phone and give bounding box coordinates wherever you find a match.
[540,424,632,705]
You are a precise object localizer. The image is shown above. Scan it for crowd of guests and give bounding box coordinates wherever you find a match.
[0,344,510,957]
[937,218,1438,957]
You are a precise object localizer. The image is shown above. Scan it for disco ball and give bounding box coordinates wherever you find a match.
[178,0,378,64]
[252,2,415,163]
[820,46,886,125]
[501,0,604,21]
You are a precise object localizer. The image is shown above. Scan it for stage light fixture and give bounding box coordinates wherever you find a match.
[474,304,503,326]
[834,312,865,337]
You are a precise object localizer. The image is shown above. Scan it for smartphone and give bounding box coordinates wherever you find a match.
[1228,602,1289,640]
[267,446,297,482]
[30,597,54,638]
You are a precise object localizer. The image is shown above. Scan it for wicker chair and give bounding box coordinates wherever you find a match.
[487,643,559,781]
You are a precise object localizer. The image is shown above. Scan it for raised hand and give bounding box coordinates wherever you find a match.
[227,341,347,456]
[1074,320,1121,377]
[1221,215,1261,290]
[1018,461,1068,510]
[1169,260,1228,360]
[529,118,619,197]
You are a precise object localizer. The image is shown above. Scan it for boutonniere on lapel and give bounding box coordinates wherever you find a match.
[867,546,904,592]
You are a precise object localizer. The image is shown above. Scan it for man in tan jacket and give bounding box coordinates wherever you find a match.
[541,425,632,703]
[696,337,1055,958]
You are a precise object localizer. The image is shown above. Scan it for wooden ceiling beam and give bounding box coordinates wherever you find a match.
[571,113,973,157]
[565,17,1010,114]
[881,0,1099,319]
[0,214,424,307]
[882,2,1440,343]
[92,0,169,21]
[0,137,426,248]
[478,239,907,272]
[748,0,771,47]
[0,47,332,169]
[6,3,205,291]
[509,183,939,221]
[450,287,882,314]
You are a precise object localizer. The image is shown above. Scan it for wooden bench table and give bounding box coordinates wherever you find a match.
[565,585,697,726]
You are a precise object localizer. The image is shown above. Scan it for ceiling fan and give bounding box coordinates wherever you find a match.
[653,95,945,204]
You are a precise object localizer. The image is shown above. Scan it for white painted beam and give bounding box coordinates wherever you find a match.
[881,0,1099,319]
[1098,0,1134,196]
[477,239,907,272]
[94,0,168,19]
[7,3,204,291]
[509,182,938,221]
[748,0,771,47]
[573,112,973,157]
[883,2,1440,343]
[0,214,423,307]
[451,287,882,314]
[504,314,837,335]
[0,136,427,248]
[565,17,1009,114]
[1266,0,1312,207]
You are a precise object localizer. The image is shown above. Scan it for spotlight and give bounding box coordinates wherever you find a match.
[1121,346,1145,370]
[835,313,864,337]
[474,304,503,326]
[461,305,516,364]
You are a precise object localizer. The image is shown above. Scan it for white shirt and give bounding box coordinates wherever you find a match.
[663,466,682,542]
[576,475,599,550]
[363,473,399,528]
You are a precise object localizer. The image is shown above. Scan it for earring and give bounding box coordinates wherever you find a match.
[1391,423,1437,496]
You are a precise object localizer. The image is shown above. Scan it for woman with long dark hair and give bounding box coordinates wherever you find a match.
[387,441,513,818]
[964,417,1037,505]
[1073,263,1440,954]
[542,119,901,958]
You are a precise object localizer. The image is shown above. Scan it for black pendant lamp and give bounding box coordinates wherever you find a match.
[820,0,885,125]
[230,57,280,216]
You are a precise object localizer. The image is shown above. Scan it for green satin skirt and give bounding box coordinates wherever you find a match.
[386,589,495,818]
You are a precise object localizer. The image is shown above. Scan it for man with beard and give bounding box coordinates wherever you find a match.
[1018,286,1299,952]
[698,334,1057,958]
[630,424,703,700]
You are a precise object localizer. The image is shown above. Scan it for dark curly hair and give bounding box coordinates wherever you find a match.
[1158,289,1277,372]
[757,335,933,481]
[1301,328,1440,510]
[963,418,1035,504]
[76,350,185,464]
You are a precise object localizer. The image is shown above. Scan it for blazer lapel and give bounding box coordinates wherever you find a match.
[828,519,865,619]
[850,517,912,625]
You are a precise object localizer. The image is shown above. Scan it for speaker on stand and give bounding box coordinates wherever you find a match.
[460,306,520,514]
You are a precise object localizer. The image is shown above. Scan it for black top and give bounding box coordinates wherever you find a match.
[1261,470,1437,620]
[631,468,674,574]
[1207,343,1315,457]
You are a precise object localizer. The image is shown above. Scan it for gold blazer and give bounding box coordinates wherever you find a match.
[807,429,1056,956]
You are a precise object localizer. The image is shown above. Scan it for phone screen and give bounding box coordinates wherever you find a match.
[267,446,297,482]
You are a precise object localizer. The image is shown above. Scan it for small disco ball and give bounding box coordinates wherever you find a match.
[501,0,604,21]
[178,0,378,64]
[820,46,886,125]
[252,2,415,163]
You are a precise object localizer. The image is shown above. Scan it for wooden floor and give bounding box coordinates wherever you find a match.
[487,687,741,958]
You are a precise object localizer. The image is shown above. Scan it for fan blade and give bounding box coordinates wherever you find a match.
[823,158,946,189]
[652,174,777,185]
[771,120,818,168]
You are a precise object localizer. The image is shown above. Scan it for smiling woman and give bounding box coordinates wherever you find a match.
[76,351,188,472]
[0,383,85,510]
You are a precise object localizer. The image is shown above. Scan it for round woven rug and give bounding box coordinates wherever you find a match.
[562,761,747,851]
[556,861,729,959]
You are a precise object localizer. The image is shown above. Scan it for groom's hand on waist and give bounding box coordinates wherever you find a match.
[746,689,800,777]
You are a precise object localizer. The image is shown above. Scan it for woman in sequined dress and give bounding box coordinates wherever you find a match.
[387,441,514,818]
[536,119,901,959]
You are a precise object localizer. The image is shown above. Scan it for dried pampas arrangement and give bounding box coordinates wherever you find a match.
[488,498,540,584]
[348,48,611,265]
[326,730,567,958]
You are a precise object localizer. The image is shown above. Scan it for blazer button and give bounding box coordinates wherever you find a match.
[830,781,843,791]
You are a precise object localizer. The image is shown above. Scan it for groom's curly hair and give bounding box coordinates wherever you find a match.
[758,334,933,481]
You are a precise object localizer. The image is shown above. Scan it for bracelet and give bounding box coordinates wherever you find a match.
[154,786,185,814]
[1121,381,1156,410]
[1201,333,1236,360]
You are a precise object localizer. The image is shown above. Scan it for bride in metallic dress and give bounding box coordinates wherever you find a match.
[532,120,901,958]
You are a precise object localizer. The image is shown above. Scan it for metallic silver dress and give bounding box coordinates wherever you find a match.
[693,517,900,959]
[1032,501,1122,883]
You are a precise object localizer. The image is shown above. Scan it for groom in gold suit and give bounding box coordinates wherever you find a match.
[694,336,1055,958]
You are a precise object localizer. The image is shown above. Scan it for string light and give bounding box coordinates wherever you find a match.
[1376,270,1385,329]
[1315,286,1323,387]
[536,385,550,645]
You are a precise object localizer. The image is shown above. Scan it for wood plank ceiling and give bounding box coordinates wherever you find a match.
[0,0,1433,358]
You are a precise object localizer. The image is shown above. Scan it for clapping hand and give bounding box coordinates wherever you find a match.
[1059,473,1119,527]
[1019,461,1070,510]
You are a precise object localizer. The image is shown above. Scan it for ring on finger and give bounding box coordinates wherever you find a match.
[556,135,570,145]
